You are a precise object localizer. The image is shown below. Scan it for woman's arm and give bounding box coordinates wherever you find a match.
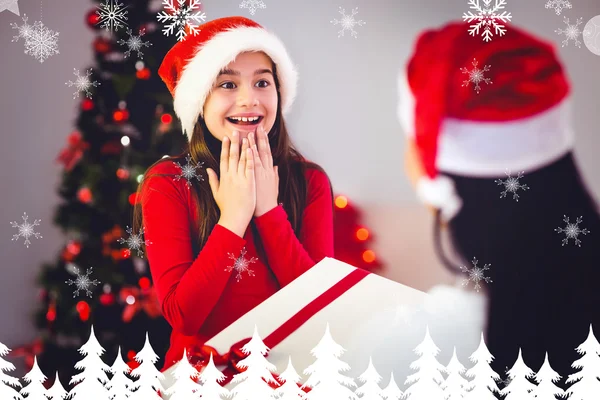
[253,167,334,287]
[142,162,247,336]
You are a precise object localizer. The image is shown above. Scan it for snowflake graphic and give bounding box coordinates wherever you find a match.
[462,0,512,42]
[545,0,572,15]
[555,215,590,247]
[65,267,100,298]
[117,28,152,59]
[65,68,101,99]
[10,14,34,43]
[459,257,492,292]
[494,170,529,201]
[173,154,205,187]
[157,0,206,42]
[96,0,129,32]
[23,20,59,63]
[460,58,492,94]
[117,226,152,258]
[330,7,366,39]
[226,248,257,282]
[10,212,42,248]
[555,17,583,48]
[239,0,266,15]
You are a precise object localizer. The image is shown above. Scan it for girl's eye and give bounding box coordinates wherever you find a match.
[256,80,270,88]
[219,81,236,89]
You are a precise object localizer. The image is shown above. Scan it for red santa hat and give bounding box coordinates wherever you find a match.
[159,16,298,141]
[397,21,573,221]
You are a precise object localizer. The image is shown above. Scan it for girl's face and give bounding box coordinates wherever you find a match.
[203,51,278,142]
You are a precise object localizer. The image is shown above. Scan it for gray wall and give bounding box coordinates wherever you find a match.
[1,0,599,374]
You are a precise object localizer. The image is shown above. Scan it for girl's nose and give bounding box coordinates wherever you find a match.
[237,85,259,107]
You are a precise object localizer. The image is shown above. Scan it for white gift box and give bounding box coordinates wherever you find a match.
[160,257,486,395]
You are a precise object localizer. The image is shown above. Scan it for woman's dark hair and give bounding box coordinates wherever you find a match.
[433,152,600,387]
[133,60,332,256]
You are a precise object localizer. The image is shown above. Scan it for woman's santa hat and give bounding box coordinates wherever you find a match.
[159,16,298,141]
[398,21,573,221]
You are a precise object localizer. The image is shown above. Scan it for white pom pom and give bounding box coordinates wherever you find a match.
[416,175,463,221]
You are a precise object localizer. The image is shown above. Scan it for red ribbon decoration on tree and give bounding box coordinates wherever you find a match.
[56,131,89,171]
[11,338,44,370]
[120,285,162,323]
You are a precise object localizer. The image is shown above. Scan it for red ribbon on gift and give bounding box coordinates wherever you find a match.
[185,268,370,391]
[120,286,162,323]
[56,131,89,171]
[11,338,44,370]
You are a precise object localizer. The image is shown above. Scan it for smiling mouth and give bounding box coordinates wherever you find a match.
[226,116,263,126]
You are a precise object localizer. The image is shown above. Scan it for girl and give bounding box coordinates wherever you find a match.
[398,21,600,389]
[133,17,334,372]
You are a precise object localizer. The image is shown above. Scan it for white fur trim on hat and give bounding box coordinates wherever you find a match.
[416,175,463,222]
[174,26,298,140]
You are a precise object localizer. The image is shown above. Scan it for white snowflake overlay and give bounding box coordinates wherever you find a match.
[157,0,206,42]
[460,58,492,94]
[65,267,101,298]
[10,14,34,43]
[19,19,59,63]
[239,0,266,15]
[10,212,42,248]
[462,0,512,42]
[96,0,129,32]
[117,28,152,59]
[330,7,366,39]
[555,215,590,247]
[65,68,101,99]
[117,226,152,258]
[226,248,258,282]
[545,0,572,15]
[173,154,205,187]
[494,170,529,201]
[555,17,583,48]
[459,257,492,292]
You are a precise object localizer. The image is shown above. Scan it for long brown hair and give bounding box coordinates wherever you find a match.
[133,61,332,255]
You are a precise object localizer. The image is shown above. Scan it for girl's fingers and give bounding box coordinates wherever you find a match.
[238,137,248,175]
[245,147,254,180]
[249,131,262,168]
[228,131,240,173]
[220,136,230,174]
[262,126,273,169]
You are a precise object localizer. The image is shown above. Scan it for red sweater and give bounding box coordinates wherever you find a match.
[141,160,334,371]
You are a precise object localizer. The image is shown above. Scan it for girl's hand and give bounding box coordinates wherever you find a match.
[206,131,256,237]
[248,126,279,217]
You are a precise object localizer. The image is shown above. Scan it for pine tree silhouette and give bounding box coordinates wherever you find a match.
[129,333,165,400]
[275,356,305,399]
[355,356,385,399]
[107,347,134,400]
[301,323,357,399]
[530,352,566,399]
[68,326,111,400]
[403,326,446,399]
[441,347,469,399]
[380,372,403,400]
[229,325,279,400]
[164,349,202,399]
[20,356,48,399]
[46,372,68,400]
[500,348,536,399]
[0,341,23,400]
[196,352,231,399]
[565,324,600,398]
[463,333,500,400]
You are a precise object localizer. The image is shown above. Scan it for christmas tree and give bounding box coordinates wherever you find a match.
[18,0,383,390]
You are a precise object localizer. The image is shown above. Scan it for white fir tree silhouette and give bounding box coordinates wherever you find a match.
[275,356,305,399]
[107,347,134,400]
[500,348,536,399]
[46,372,68,400]
[403,326,446,399]
[164,348,202,399]
[301,323,357,399]
[530,352,566,400]
[464,333,500,400]
[380,372,403,400]
[565,324,600,398]
[20,356,48,399]
[68,326,112,400]
[441,347,469,399]
[129,333,165,400]
[196,351,231,399]
[0,341,23,400]
[355,356,385,399]
[229,325,279,400]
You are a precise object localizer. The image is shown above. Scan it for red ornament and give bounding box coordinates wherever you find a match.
[77,187,93,204]
[120,285,162,323]
[335,195,348,209]
[136,68,151,80]
[93,36,111,54]
[11,339,44,371]
[116,167,130,180]
[129,192,140,206]
[46,302,56,322]
[362,249,376,263]
[356,228,369,241]
[85,9,101,28]
[113,109,130,123]
[61,240,81,262]
[160,113,173,125]
[81,99,95,111]
[100,293,116,306]
[56,131,89,171]
[76,301,90,321]
[139,277,151,290]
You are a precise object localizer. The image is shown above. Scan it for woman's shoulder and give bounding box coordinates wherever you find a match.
[140,157,195,200]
